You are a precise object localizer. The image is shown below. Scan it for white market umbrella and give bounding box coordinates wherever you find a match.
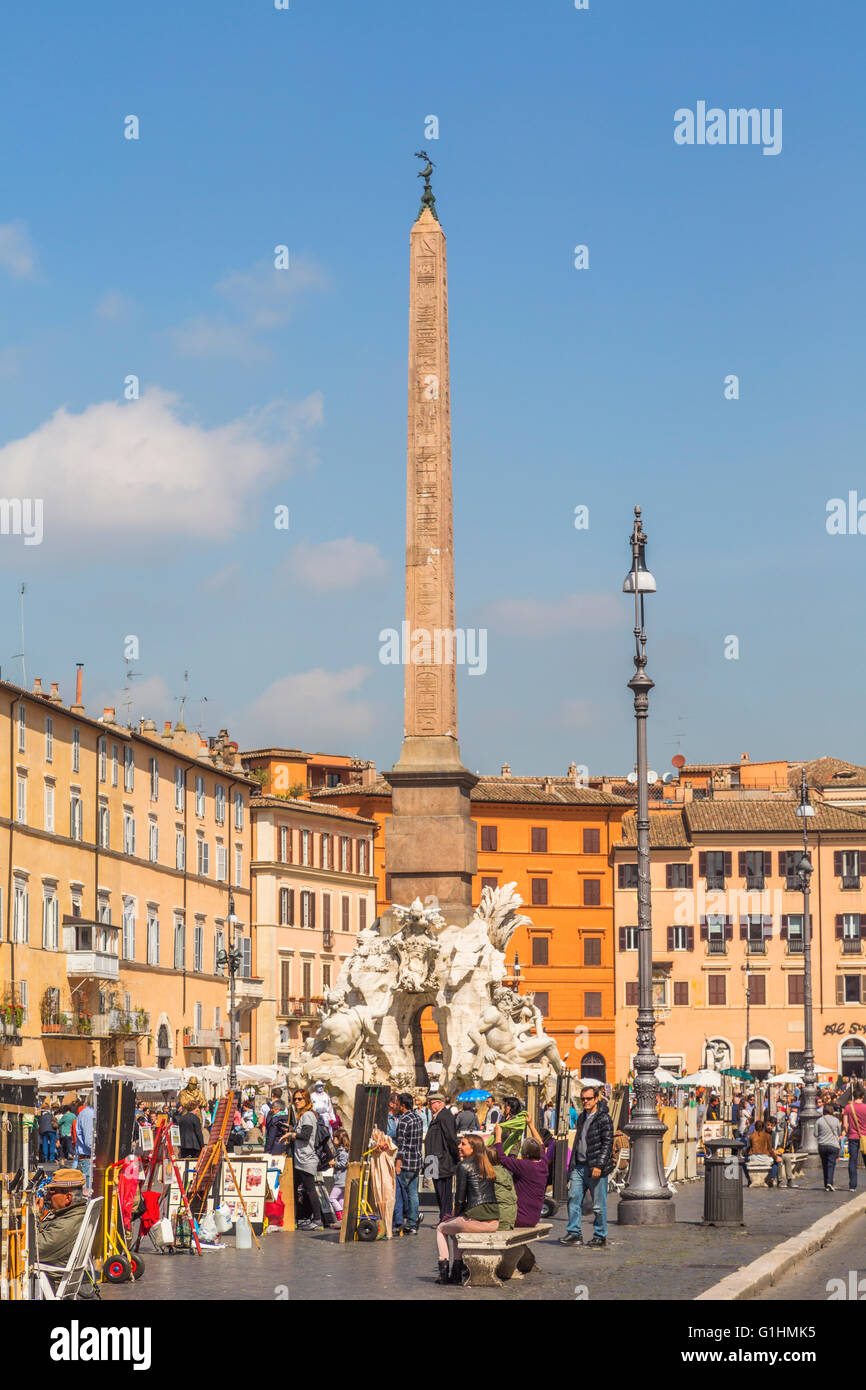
[655,1068,681,1085]
[679,1068,723,1087]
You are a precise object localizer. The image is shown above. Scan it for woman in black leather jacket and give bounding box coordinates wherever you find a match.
[435,1135,499,1286]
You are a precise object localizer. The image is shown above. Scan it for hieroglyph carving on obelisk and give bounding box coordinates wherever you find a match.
[404,206,458,744]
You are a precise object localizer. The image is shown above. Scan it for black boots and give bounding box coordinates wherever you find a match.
[435,1260,450,1284]
[449,1258,466,1285]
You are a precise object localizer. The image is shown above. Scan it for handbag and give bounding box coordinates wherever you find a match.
[848,1100,866,1157]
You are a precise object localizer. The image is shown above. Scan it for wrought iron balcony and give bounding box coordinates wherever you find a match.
[278,997,323,1020]
[842,875,861,890]
[705,876,726,890]
[842,937,863,955]
[745,876,765,890]
[745,939,766,955]
[786,938,805,955]
[706,937,727,955]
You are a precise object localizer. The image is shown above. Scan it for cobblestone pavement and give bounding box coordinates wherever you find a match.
[745,1210,866,1302]
[100,1175,861,1302]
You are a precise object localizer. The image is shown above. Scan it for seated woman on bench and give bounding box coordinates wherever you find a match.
[744,1120,781,1187]
[435,1135,500,1286]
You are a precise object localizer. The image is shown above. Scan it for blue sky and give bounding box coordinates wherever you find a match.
[0,0,863,778]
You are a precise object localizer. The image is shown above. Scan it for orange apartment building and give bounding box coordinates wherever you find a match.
[240,746,377,800]
[314,769,628,1083]
[0,674,256,1075]
[612,798,866,1082]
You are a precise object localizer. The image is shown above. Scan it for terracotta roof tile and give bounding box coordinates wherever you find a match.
[312,777,628,808]
[617,811,691,848]
[788,757,866,790]
[251,795,376,826]
[684,800,866,835]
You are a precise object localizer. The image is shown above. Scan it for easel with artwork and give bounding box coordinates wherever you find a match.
[137,1117,202,1256]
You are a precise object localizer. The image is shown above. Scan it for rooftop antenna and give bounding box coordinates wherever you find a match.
[196,696,209,733]
[122,655,140,727]
[174,670,208,730]
[11,583,26,687]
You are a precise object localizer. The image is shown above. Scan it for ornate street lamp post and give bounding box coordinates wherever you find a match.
[796,773,819,1154]
[217,893,243,1090]
[618,506,675,1225]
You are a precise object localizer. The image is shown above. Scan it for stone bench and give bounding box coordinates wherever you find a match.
[744,1152,807,1185]
[455,1223,552,1288]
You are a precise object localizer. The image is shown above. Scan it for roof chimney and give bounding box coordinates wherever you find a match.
[741,752,750,762]
[543,777,554,793]
[49,682,62,704]
[32,677,43,695]
[501,763,511,778]
[71,663,85,715]
[102,707,116,723]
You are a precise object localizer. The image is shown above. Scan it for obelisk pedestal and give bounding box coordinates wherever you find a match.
[383,170,478,930]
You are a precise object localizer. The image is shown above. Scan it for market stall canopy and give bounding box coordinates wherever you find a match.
[767,1067,837,1084]
[679,1069,723,1087]
[655,1068,682,1085]
[721,1067,755,1081]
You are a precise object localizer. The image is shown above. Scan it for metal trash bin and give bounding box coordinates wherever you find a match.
[702,1136,744,1227]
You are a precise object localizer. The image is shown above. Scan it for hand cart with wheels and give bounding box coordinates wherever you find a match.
[101,1160,145,1283]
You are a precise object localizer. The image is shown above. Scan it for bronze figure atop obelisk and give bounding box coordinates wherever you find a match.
[385,156,478,926]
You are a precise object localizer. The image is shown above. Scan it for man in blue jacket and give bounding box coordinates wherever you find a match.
[559,1085,614,1249]
[74,1097,95,1194]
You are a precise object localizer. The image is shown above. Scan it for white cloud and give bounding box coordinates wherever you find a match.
[95,291,135,322]
[241,666,377,745]
[0,222,36,278]
[170,255,330,360]
[284,537,387,592]
[200,562,243,593]
[0,386,323,547]
[483,593,621,637]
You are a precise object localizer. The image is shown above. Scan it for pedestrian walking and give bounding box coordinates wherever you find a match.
[38,1104,58,1163]
[434,1134,500,1286]
[74,1097,95,1193]
[424,1092,459,1220]
[56,1106,75,1160]
[455,1102,480,1135]
[843,1086,866,1191]
[559,1084,614,1249]
[394,1092,423,1235]
[816,1104,842,1190]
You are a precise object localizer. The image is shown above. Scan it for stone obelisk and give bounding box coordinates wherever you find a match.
[385,155,478,926]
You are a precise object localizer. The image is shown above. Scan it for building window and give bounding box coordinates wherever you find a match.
[69,792,82,840]
[46,715,54,762]
[215,785,226,824]
[743,916,767,952]
[625,982,638,1006]
[618,864,639,889]
[341,837,350,871]
[583,879,601,907]
[122,900,135,959]
[16,775,26,824]
[323,894,331,933]
[97,897,111,924]
[321,833,330,869]
[619,926,638,951]
[673,981,689,1006]
[705,916,727,954]
[279,887,291,925]
[175,766,184,811]
[749,973,767,1006]
[700,851,730,889]
[279,826,290,863]
[123,812,136,856]
[836,850,862,889]
[234,790,244,830]
[302,830,311,866]
[358,840,368,875]
[17,703,25,753]
[72,726,80,773]
[194,922,204,973]
[174,917,185,969]
[19,981,27,1023]
[215,926,225,973]
[44,782,55,834]
[583,828,600,854]
[779,850,800,888]
[42,890,59,950]
[123,745,134,792]
[665,863,693,889]
[533,991,550,1016]
[234,844,243,887]
[788,974,805,1005]
[98,736,106,781]
[841,975,863,1005]
[342,896,350,931]
[216,843,227,881]
[359,898,367,931]
[176,830,186,871]
[195,775,205,817]
[197,838,209,876]
[784,914,806,953]
[112,744,119,787]
[149,757,159,800]
[194,1000,203,1032]
[301,891,315,929]
[707,974,727,1006]
[240,936,251,978]
[531,827,548,854]
[667,925,692,951]
[531,936,549,965]
[147,912,159,966]
[149,820,158,862]
[584,936,602,966]
[13,880,29,943]
[739,850,769,888]
[98,804,110,848]
[481,876,498,891]
[584,992,602,1018]
[531,878,548,906]
[480,825,498,852]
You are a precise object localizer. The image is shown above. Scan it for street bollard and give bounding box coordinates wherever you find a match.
[702,1136,745,1227]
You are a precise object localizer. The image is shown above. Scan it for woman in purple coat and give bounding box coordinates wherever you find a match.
[492,1118,555,1228]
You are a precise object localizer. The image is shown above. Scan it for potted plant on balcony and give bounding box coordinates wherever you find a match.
[76,1011,92,1036]
[58,1013,70,1033]
[135,1008,149,1032]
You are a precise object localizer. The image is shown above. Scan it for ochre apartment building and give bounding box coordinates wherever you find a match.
[0,674,255,1074]
[612,798,866,1082]
[315,768,628,1082]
